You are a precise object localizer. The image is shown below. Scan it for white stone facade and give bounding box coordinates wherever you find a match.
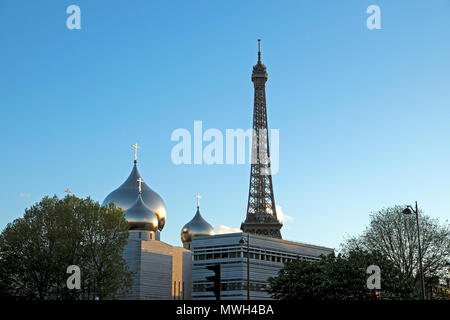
[124,231,192,300]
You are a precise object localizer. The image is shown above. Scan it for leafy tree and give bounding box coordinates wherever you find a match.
[0,195,132,300]
[267,249,415,300]
[343,206,450,292]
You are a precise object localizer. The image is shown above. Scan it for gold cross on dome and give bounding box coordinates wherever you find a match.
[196,193,201,208]
[131,143,140,161]
[137,178,144,194]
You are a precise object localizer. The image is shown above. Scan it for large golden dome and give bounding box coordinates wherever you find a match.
[103,160,167,231]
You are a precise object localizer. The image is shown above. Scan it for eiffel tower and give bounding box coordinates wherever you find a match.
[240,40,283,239]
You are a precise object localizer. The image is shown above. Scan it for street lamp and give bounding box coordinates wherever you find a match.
[239,233,250,300]
[402,201,426,300]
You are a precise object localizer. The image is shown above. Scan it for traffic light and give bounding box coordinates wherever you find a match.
[206,264,221,300]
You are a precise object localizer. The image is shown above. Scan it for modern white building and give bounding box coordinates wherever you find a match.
[124,231,192,300]
[191,232,333,300]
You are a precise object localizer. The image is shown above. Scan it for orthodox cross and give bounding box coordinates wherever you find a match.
[137,178,144,194]
[196,193,201,208]
[132,143,140,161]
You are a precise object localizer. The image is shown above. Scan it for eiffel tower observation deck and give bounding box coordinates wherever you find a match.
[240,40,283,239]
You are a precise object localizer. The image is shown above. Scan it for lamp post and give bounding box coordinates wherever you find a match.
[239,233,250,300]
[402,201,426,300]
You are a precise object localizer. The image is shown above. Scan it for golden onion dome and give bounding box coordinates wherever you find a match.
[103,160,167,231]
[123,193,159,232]
[181,202,215,245]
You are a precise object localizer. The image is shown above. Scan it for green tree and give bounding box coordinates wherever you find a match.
[0,195,132,300]
[343,206,450,295]
[267,249,415,300]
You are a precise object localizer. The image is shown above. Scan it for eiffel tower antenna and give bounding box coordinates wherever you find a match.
[257,39,261,63]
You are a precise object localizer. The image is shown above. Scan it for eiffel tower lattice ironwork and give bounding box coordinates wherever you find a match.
[240,40,283,239]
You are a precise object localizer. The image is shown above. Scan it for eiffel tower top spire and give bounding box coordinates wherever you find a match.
[241,40,283,239]
[252,40,268,81]
[258,39,261,63]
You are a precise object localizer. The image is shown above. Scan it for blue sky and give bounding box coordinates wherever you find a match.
[1,1,449,249]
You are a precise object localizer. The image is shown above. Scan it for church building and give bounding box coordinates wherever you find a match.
[102,148,192,300]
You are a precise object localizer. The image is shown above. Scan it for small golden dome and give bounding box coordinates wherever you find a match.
[123,194,159,232]
[181,205,214,244]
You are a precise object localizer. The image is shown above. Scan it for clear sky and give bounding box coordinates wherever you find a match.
[1,1,449,249]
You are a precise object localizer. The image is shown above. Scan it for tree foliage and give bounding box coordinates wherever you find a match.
[342,206,450,290]
[0,195,132,300]
[268,249,415,300]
